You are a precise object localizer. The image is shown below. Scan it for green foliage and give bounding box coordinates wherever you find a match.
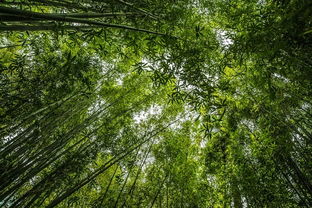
[0,0,311,207]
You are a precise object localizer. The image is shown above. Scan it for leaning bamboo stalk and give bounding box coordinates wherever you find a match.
[46,119,179,208]
[121,140,154,207]
[98,164,119,206]
[150,174,167,208]
[2,90,149,206]
[48,12,143,18]
[114,148,141,208]
[0,6,165,35]
[0,12,143,21]
[29,0,95,12]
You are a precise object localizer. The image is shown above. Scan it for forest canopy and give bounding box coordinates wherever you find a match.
[0,0,311,207]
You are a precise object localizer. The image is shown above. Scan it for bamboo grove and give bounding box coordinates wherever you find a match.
[0,0,311,207]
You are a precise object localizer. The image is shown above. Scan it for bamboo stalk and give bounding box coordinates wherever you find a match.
[113,148,140,208]
[0,6,166,35]
[0,12,143,21]
[46,119,179,208]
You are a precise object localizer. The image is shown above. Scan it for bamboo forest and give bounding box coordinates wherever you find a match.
[0,0,311,207]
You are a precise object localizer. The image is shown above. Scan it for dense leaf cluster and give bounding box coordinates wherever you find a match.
[0,0,311,207]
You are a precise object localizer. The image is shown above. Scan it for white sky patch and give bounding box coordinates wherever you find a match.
[0,36,10,47]
[140,58,153,70]
[143,154,155,171]
[169,104,199,130]
[87,95,106,115]
[116,73,125,86]
[133,105,163,124]
[241,119,256,132]
[301,103,311,111]
[242,197,248,208]
[2,127,24,144]
[216,30,233,49]
[292,133,305,146]
[169,121,183,130]
[90,56,113,75]
[185,84,197,92]
[257,0,266,5]
[82,42,88,47]
[272,73,290,83]
[200,138,207,148]
[139,58,162,72]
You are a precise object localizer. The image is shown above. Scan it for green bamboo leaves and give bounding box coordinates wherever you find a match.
[1,0,312,207]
